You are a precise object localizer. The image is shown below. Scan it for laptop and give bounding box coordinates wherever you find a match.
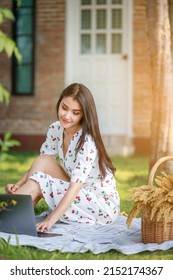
[0,194,62,237]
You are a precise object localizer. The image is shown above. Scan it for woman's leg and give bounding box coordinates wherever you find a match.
[15,155,70,206]
[15,180,42,206]
[26,155,70,181]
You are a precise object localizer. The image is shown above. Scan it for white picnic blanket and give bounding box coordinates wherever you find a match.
[0,211,173,255]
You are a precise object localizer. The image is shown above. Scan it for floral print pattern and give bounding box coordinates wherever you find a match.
[29,121,120,225]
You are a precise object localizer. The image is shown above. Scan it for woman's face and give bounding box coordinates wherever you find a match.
[58,96,83,132]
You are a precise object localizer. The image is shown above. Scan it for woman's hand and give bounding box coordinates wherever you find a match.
[36,216,56,232]
[5,170,30,194]
[6,184,20,194]
[36,182,82,232]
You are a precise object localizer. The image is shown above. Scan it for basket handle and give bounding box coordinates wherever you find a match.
[148,156,173,187]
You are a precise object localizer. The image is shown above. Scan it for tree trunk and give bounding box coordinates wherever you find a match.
[169,0,173,60]
[145,0,173,170]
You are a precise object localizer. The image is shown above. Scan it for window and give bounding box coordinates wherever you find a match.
[12,0,35,95]
[80,0,123,54]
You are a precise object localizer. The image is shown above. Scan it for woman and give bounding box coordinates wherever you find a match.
[6,83,120,232]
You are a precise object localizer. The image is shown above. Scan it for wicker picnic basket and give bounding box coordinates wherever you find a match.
[127,156,173,244]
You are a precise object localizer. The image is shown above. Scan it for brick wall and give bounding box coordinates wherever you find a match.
[0,0,65,141]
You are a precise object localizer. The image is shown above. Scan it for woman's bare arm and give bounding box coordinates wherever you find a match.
[6,169,30,193]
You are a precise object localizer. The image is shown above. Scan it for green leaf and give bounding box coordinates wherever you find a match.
[2,9,15,21]
[0,31,6,53]
[0,84,10,105]
[0,8,15,22]
[0,31,22,62]
[3,139,21,148]
[4,131,12,141]
[5,141,21,148]
[1,145,8,153]
[5,37,15,58]
[14,46,22,63]
[16,0,22,7]
[0,139,4,147]
[0,13,3,24]
[0,132,21,161]
[0,153,15,162]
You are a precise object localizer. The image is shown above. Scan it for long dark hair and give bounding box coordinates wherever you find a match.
[56,83,116,177]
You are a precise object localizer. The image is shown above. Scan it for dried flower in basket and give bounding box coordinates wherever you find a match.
[126,171,173,230]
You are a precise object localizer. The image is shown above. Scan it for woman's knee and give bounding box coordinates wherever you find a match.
[29,155,70,181]
[35,154,53,163]
[31,155,54,169]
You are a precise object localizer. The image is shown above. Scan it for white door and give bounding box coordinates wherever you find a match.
[66,0,133,136]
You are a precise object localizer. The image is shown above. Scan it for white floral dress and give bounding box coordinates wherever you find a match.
[30,121,120,225]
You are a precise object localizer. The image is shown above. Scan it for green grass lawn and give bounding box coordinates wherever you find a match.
[0,151,173,260]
